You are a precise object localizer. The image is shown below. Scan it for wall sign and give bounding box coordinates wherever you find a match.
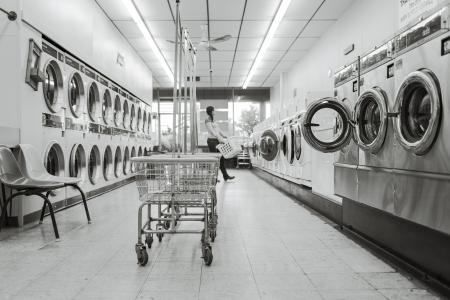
[399,0,439,28]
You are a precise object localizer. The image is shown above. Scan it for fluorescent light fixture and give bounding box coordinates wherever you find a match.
[242,0,292,89]
[122,0,173,81]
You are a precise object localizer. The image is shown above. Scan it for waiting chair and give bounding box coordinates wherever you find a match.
[17,144,91,226]
[0,146,64,239]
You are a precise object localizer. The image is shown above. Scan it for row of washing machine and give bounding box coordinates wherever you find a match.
[18,25,154,218]
[252,5,450,236]
[249,111,312,187]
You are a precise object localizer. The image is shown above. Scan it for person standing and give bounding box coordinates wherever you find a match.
[205,106,235,181]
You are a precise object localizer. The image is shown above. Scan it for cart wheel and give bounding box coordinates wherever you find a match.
[164,220,171,230]
[201,230,205,243]
[145,234,153,248]
[135,245,148,266]
[210,230,216,242]
[203,246,213,266]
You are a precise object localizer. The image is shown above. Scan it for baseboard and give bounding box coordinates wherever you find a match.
[23,177,135,224]
[252,167,342,225]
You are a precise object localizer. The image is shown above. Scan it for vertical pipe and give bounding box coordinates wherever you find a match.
[232,88,235,136]
[183,34,188,154]
[178,29,185,153]
[172,0,180,156]
[157,88,161,149]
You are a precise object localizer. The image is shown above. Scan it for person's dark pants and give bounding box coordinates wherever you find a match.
[207,138,229,179]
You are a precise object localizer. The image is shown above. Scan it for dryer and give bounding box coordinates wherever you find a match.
[259,127,279,170]
[279,117,291,176]
[356,40,396,213]
[391,6,450,234]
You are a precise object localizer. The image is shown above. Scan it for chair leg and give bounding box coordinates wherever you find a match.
[36,194,59,240]
[70,184,91,224]
[39,200,47,224]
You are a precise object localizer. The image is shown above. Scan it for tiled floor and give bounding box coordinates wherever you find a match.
[0,170,443,299]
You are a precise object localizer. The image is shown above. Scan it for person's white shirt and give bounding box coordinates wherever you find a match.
[205,117,226,143]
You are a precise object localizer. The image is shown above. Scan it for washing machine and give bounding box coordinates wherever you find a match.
[301,61,359,201]
[122,97,131,131]
[291,111,312,186]
[259,127,279,171]
[390,6,450,234]
[113,145,123,179]
[279,117,291,176]
[355,40,397,213]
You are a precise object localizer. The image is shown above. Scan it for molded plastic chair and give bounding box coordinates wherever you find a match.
[0,146,64,239]
[17,144,91,225]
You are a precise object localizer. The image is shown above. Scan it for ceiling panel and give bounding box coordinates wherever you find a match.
[237,38,263,51]
[230,69,250,77]
[128,38,149,52]
[232,61,253,71]
[284,0,324,20]
[95,0,129,20]
[245,0,280,20]
[267,37,295,51]
[209,21,241,38]
[146,21,176,38]
[240,21,270,38]
[262,51,285,61]
[234,51,257,61]
[114,20,142,38]
[210,0,246,20]
[275,20,308,37]
[302,20,336,37]
[313,0,355,20]
[212,61,233,70]
[135,0,173,21]
[179,0,206,20]
[290,37,319,51]
[283,50,307,61]
[211,51,235,61]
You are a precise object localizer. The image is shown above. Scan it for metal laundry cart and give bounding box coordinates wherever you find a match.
[132,153,220,266]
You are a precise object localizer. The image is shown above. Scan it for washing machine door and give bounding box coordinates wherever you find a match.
[259,129,279,161]
[294,124,302,161]
[289,125,295,164]
[354,87,389,153]
[301,97,354,153]
[394,69,441,155]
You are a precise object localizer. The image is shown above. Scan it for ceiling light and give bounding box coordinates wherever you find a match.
[243,0,292,89]
[122,0,173,81]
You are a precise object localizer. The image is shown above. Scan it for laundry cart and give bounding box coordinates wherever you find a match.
[132,154,220,266]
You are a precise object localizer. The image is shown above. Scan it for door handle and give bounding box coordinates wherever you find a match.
[387,112,399,118]
[303,123,320,128]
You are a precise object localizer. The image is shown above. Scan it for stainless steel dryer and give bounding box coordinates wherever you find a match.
[356,40,396,213]
[301,61,360,200]
[391,7,450,234]
[259,128,279,164]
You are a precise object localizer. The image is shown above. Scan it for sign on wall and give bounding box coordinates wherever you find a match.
[399,0,439,28]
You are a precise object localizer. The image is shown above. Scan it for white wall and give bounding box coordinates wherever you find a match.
[21,0,153,102]
[271,0,398,113]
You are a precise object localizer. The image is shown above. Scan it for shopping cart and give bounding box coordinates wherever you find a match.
[132,154,220,266]
[216,136,244,159]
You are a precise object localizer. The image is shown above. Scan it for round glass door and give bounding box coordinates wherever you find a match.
[43,61,63,112]
[103,146,113,180]
[289,126,295,164]
[123,101,129,129]
[294,124,302,160]
[70,144,86,179]
[68,72,84,117]
[301,97,353,153]
[88,145,101,184]
[87,82,100,122]
[130,104,136,130]
[281,129,288,159]
[102,90,112,124]
[114,96,122,127]
[260,129,279,162]
[394,69,441,155]
[354,87,388,153]
[44,143,65,176]
[114,147,122,178]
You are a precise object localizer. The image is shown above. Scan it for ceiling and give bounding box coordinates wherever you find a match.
[96,0,354,88]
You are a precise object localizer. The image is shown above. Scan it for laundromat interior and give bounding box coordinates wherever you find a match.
[1,0,450,299]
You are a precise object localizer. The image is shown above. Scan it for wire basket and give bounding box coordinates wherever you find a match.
[216,137,243,159]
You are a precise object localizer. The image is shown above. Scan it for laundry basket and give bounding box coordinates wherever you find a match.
[216,136,243,159]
